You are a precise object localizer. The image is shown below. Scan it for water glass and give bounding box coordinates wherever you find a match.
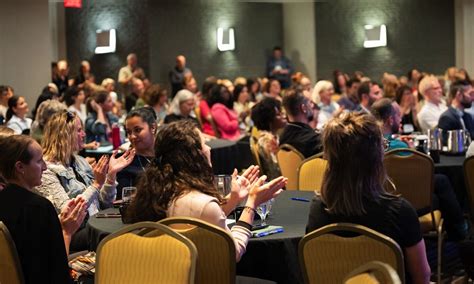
[214,175,232,196]
[256,199,274,225]
[122,187,137,203]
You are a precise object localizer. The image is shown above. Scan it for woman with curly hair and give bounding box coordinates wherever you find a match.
[126,120,287,261]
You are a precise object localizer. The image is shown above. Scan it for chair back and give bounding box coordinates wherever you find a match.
[299,223,405,284]
[95,221,197,284]
[464,156,474,220]
[277,144,304,190]
[159,217,236,284]
[0,222,24,284]
[297,153,327,192]
[344,261,401,284]
[383,149,434,211]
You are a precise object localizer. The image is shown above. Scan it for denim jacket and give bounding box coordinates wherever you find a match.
[35,154,116,216]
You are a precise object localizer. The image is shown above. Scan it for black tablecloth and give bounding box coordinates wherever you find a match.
[435,155,467,210]
[86,190,314,283]
[207,137,254,174]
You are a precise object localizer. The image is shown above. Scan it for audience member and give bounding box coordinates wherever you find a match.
[333,70,347,96]
[0,85,14,124]
[125,120,287,261]
[118,53,147,98]
[32,84,60,119]
[142,84,169,125]
[199,77,218,136]
[126,78,145,112]
[36,111,134,249]
[356,81,382,113]
[6,95,32,135]
[164,89,199,125]
[0,125,14,139]
[73,60,92,88]
[417,75,447,132]
[53,60,72,96]
[85,91,118,143]
[208,84,241,140]
[337,78,360,111]
[169,55,192,98]
[382,72,399,99]
[251,97,287,180]
[233,84,255,131]
[266,46,293,88]
[263,79,282,101]
[247,78,262,102]
[438,80,474,139]
[31,99,67,143]
[306,112,431,284]
[280,88,322,158]
[312,80,340,129]
[408,68,422,95]
[444,67,458,95]
[117,107,157,200]
[0,135,87,283]
[64,86,87,123]
[395,85,419,134]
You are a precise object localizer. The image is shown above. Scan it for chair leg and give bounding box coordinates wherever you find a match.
[437,219,444,284]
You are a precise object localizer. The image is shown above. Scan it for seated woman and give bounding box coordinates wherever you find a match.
[0,135,87,283]
[85,90,118,144]
[306,112,431,284]
[209,84,241,140]
[164,89,199,125]
[117,107,157,200]
[311,80,340,129]
[6,95,32,134]
[126,120,287,261]
[395,85,419,134]
[64,86,87,124]
[142,84,169,125]
[233,84,255,132]
[250,97,287,180]
[263,79,282,101]
[199,77,217,136]
[35,111,134,249]
[30,99,67,143]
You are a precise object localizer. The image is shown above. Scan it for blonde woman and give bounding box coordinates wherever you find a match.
[312,80,340,129]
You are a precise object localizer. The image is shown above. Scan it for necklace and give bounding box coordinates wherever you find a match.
[137,155,152,172]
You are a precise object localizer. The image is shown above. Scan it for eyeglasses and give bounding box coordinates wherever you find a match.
[66,111,75,123]
[383,137,390,151]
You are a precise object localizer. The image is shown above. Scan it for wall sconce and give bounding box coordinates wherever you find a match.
[363,25,387,48]
[95,29,116,54]
[217,28,235,51]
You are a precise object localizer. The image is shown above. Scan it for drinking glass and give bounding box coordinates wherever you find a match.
[256,199,274,225]
[214,175,232,196]
[122,187,137,203]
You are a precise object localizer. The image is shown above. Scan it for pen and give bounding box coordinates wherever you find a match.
[95,213,122,218]
[291,197,310,202]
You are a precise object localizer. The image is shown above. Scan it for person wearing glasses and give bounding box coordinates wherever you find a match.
[417,75,447,133]
[306,112,431,284]
[35,111,135,250]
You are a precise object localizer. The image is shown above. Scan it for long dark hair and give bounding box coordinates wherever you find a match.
[126,120,223,222]
[6,96,21,122]
[208,84,233,109]
[321,112,389,216]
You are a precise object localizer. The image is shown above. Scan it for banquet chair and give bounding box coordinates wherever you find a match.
[157,217,236,284]
[344,261,401,284]
[277,144,304,190]
[0,221,24,284]
[383,148,443,283]
[299,223,405,284]
[297,153,327,192]
[463,156,474,221]
[95,221,197,284]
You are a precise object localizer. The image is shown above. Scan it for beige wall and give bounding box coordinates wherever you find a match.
[455,0,474,75]
[282,2,317,83]
[0,0,52,110]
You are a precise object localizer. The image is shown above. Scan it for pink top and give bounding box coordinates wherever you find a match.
[199,100,215,136]
[167,190,251,261]
[211,103,241,140]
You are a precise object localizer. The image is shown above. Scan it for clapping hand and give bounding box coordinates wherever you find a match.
[59,196,87,237]
[108,148,136,176]
[92,155,109,189]
[246,176,287,209]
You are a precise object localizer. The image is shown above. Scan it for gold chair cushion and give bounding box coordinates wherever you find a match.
[418,210,442,233]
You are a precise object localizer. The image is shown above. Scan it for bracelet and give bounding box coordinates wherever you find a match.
[243,206,258,215]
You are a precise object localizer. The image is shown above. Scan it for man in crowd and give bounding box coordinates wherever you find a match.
[266,46,294,89]
[53,60,71,96]
[337,78,361,111]
[417,75,447,132]
[356,81,382,113]
[125,78,145,112]
[438,80,474,139]
[118,53,147,99]
[372,98,467,241]
[169,55,192,98]
[280,88,322,158]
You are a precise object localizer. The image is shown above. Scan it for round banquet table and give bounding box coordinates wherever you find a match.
[206,137,254,174]
[86,190,314,284]
[435,154,467,210]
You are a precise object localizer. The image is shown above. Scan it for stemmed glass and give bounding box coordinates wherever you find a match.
[256,198,274,226]
[122,187,137,203]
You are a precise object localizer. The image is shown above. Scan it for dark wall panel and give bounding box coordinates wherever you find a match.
[66,0,149,84]
[148,0,283,87]
[315,0,454,81]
